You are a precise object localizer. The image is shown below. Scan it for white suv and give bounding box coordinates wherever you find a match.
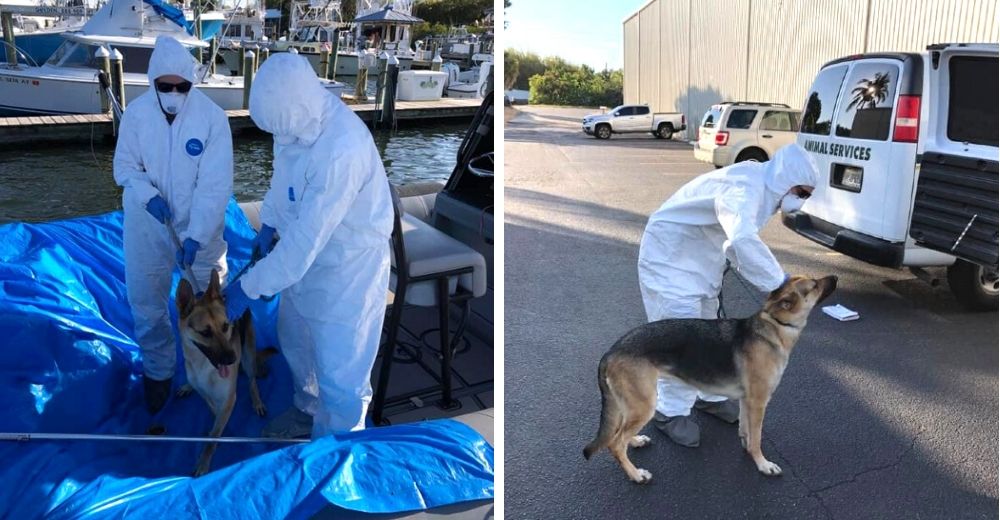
[693,102,802,167]
[784,43,998,310]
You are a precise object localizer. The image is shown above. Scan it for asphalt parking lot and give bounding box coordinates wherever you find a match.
[504,105,998,519]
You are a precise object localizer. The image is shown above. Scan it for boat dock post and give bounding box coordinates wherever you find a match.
[319,43,330,79]
[96,46,111,115]
[209,38,217,74]
[259,45,269,65]
[1,11,15,65]
[110,48,125,132]
[330,30,340,79]
[431,50,442,71]
[242,49,254,109]
[355,52,369,101]
[381,54,399,127]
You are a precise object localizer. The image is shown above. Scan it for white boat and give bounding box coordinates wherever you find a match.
[442,57,492,99]
[0,0,347,116]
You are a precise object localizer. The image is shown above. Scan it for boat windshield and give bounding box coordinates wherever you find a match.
[46,41,99,69]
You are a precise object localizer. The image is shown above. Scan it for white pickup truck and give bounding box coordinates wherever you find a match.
[583,104,686,140]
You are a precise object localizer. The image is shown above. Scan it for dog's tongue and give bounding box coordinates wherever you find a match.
[217,364,231,378]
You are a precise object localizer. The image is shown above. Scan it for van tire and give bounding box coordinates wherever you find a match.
[595,124,611,139]
[947,260,999,311]
[736,148,768,163]
[656,124,674,140]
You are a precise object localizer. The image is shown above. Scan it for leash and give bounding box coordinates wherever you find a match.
[166,224,201,294]
[0,432,308,444]
[717,260,766,319]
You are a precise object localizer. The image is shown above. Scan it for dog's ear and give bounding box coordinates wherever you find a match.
[768,276,793,300]
[205,269,222,301]
[177,278,195,318]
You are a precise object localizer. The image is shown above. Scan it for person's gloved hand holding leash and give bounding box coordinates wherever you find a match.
[145,194,172,224]
[176,238,200,270]
[223,224,277,321]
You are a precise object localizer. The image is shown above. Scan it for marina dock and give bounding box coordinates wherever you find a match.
[0,97,482,149]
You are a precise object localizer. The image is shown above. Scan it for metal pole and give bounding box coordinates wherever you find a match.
[96,46,111,114]
[1,12,16,66]
[209,37,217,75]
[0,432,309,444]
[242,49,255,109]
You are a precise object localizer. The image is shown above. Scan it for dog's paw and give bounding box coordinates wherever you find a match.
[631,468,653,484]
[629,435,652,448]
[254,401,267,417]
[756,460,782,476]
[176,384,193,398]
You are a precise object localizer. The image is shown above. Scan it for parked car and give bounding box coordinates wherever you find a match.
[783,43,998,310]
[582,104,686,140]
[693,102,801,167]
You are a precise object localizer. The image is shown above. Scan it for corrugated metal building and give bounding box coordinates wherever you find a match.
[623,0,999,140]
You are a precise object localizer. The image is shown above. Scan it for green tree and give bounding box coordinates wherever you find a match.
[504,52,519,90]
[341,0,356,23]
[505,49,544,90]
[413,0,492,26]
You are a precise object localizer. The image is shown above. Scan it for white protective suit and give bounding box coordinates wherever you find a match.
[637,144,819,417]
[239,54,393,436]
[113,36,233,381]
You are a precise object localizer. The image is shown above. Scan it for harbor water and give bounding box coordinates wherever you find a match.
[0,123,466,224]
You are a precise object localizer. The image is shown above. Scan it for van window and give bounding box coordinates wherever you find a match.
[948,56,998,147]
[834,63,899,140]
[701,106,723,128]
[759,111,795,131]
[725,109,757,129]
[800,65,848,135]
[634,106,650,115]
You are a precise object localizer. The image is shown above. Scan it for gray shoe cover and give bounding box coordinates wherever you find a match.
[695,399,740,424]
[653,413,700,448]
[262,406,314,438]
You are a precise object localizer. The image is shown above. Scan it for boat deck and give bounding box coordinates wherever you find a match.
[0,98,482,148]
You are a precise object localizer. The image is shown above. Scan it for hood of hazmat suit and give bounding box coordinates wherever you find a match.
[241,53,394,436]
[112,35,233,381]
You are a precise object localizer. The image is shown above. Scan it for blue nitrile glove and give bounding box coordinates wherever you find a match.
[223,280,255,322]
[176,238,200,269]
[145,195,172,224]
[783,272,792,284]
[252,224,278,260]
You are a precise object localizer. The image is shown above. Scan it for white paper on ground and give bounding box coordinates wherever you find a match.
[822,304,860,321]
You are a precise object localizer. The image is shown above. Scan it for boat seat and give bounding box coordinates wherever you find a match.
[372,182,487,425]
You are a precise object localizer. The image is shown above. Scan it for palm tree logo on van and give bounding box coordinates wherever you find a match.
[846,72,891,110]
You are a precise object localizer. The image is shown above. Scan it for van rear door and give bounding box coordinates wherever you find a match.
[909,44,999,268]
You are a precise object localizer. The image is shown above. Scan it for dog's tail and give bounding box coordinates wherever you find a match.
[583,355,622,460]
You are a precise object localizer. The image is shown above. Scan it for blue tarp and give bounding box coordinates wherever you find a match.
[0,201,494,518]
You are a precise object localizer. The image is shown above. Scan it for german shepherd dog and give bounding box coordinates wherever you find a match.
[583,275,837,483]
[175,270,273,476]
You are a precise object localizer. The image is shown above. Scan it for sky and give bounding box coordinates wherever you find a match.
[503,0,649,71]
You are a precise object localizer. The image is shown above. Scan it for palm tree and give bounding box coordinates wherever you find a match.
[846,71,891,111]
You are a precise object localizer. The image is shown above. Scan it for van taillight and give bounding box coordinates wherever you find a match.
[893,95,921,143]
[715,131,729,146]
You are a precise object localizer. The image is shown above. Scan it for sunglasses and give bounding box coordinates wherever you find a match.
[155,81,192,94]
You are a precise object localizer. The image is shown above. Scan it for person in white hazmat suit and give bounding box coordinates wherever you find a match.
[637,143,819,447]
[113,36,233,414]
[222,53,393,438]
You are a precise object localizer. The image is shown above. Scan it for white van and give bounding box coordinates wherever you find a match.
[784,43,998,310]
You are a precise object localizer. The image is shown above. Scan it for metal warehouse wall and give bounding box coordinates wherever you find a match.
[623,0,1000,140]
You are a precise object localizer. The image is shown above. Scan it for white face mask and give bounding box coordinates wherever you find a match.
[158,92,187,115]
[780,195,807,213]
